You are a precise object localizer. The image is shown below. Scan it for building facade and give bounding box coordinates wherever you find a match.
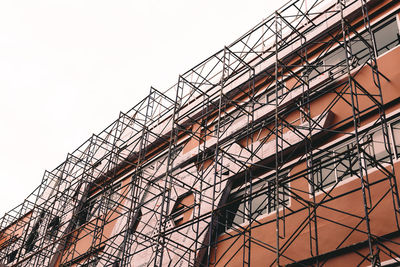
[1,0,400,266]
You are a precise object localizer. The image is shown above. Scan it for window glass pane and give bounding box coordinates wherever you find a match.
[232,202,246,226]
[313,153,336,192]
[392,121,400,157]
[371,129,390,162]
[350,33,370,65]
[267,181,277,213]
[222,171,289,233]
[325,48,347,78]
[374,18,399,55]
[251,194,267,220]
[251,182,268,220]
[267,176,289,213]
[335,145,353,180]
[309,61,324,80]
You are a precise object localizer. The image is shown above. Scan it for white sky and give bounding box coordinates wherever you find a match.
[0,0,283,217]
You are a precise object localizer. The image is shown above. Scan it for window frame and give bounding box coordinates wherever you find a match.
[309,115,400,195]
[170,191,195,227]
[220,170,291,234]
[304,13,400,85]
[390,119,400,160]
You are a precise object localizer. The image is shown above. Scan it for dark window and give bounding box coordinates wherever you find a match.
[129,209,142,234]
[25,210,46,252]
[7,249,18,263]
[220,171,289,233]
[80,257,99,267]
[46,216,60,240]
[77,200,96,226]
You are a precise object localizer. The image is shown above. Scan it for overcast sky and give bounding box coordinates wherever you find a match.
[0,0,283,218]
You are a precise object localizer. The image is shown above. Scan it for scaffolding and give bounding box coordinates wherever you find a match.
[1,0,400,266]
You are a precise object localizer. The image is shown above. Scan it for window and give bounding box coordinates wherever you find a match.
[79,257,99,267]
[349,32,370,66]
[77,198,97,226]
[334,143,360,181]
[7,249,18,263]
[129,209,142,234]
[313,155,337,191]
[45,216,60,241]
[312,141,362,192]
[170,192,194,227]
[306,14,399,84]
[391,120,400,158]
[325,48,347,78]
[25,210,46,253]
[364,129,391,167]
[308,60,325,80]
[220,171,290,233]
[373,17,400,55]
[265,84,286,104]
[311,126,393,192]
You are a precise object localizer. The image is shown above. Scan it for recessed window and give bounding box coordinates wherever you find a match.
[311,125,393,192]
[373,17,400,55]
[220,171,290,233]
[129,209,142,234]
[7,249,18,263]
[391,120,400,158]
[80,257,99,267]
[170,192,194,227]
[46,216,60,240]
[312,141,360,192]
[365,129,391,166]
[306,14,400,84]
[77,200,96,226]
[25,211,46,252]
